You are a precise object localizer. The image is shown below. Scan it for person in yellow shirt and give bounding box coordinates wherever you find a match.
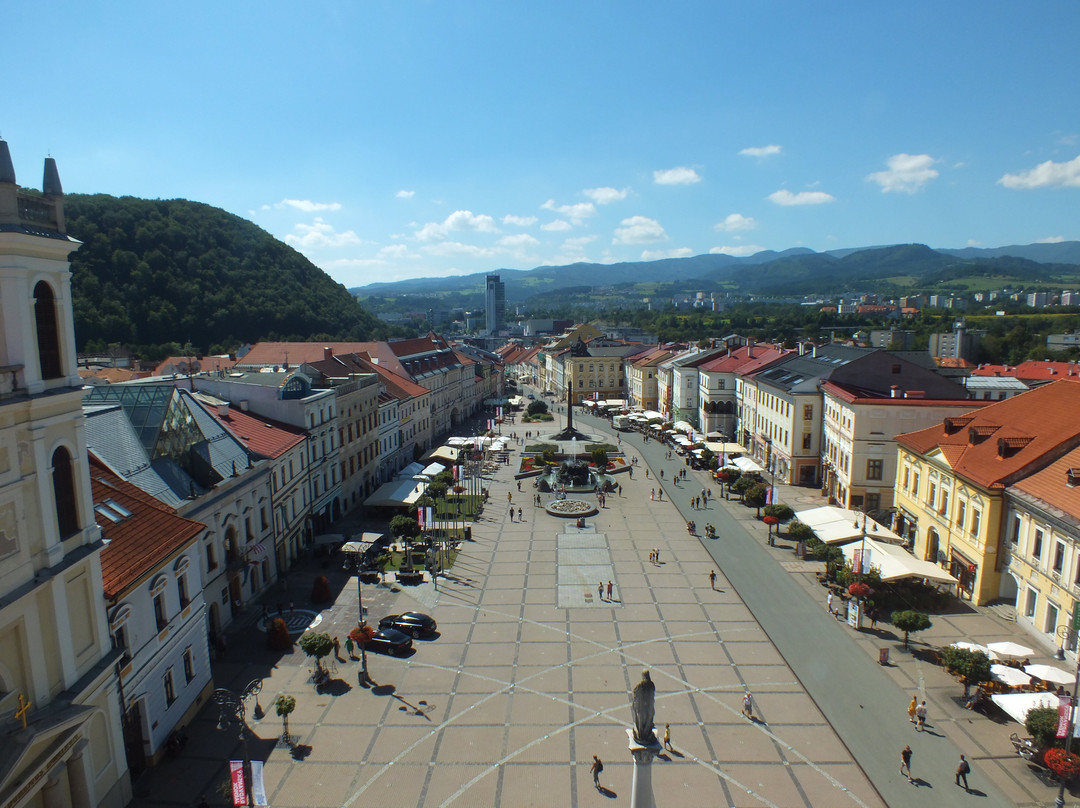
[907,695,917,724]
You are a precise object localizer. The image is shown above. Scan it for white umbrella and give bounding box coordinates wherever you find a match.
[1024,664,1075,685]
[987,641,1035,658]
[951,641,990,653]
[991,664,1032,687]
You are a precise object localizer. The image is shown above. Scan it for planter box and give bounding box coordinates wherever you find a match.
[396,571,424,585]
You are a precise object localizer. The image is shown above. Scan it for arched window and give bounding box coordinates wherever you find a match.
[34,281,62,379]
[52,446,79,538]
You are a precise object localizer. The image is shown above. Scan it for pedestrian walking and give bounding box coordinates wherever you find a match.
[618,483,622,496]
[742,691,754,719]
[915,700,927,731]
[709,569,717,590]
[654,548,660,563]
[650,488,655,501]
[689,496,695,509]
[900,744,913,781]
[345,636,355,660]
[826,592,834,614]
[598,582,604,601]
[607,580,614,600]
[658,489,663,501]
[333,636,342,661]
[517,481,521,491]
[289,600,295,614]
[507,491,513,503]
[645,469,649,479]
[509,507,514,522]
[955,754,970,790]
[663,723,672,751]
[590,755,603,789]
[517,507,522,521]
[907,695,917,724]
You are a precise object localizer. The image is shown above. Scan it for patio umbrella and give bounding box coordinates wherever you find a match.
[987,641,1035,658]
[950,641,998,659]
[1024,664,1075,686]
[991,664,1032,687]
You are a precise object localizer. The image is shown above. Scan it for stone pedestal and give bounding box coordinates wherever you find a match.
[626,728,662,808]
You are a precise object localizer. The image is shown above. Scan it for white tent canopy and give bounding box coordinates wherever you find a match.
[673,421,695,434]
[426,445,462,463]
[705,442,744,455]
[991,692,1060,725]
[364,477,426,508]
[731,456,765,474]
[795,506,906,546]
[1024,664,1074,685]
[341,532,385,554]
[991,664,1032,687]
[841,537,959,584]
[396,461,425,479]
[642,410,664,421]
[420,461,446,478]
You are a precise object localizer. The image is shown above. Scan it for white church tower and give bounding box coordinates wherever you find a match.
[0,140,131,808]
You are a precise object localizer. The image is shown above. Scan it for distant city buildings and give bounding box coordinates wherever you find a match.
[485,273,506,335]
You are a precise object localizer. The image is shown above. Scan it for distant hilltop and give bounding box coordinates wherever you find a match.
[350,241,1080,301]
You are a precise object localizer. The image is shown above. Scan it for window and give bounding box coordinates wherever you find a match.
[1010,514,1021,545]
[206,543,217,571]
[957,501,966,530]
[112,623,130,664]
[927,481,937,508]
[803,404,813,421]
[866,459,883,480]
[1032,528,1044,560]
[902,467,910,490]
[1046,602,1060,635]
[51,447,79,539]
[970,508,982,537]
[802,433,812,450]
[177,574,190,609]
[34,281,63,379]
[1053,542,1065,574]
[154,593,168,631]
[939,489,949,515]
[911,473,919,498]
[1024,588,1037,619]
[866,493,881,511]
[183,647,195,683]
[164,669,177,706]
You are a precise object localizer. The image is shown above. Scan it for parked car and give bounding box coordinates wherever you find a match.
[527,393,536,399]
[366,628,414,656]
[378,611,438,638]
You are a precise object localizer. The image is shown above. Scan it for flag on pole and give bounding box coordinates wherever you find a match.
[250,761,268,807]
[417,509,425,529]
[229,761,246,807]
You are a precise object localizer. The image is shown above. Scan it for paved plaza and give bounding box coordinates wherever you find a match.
[133,407,1079,807]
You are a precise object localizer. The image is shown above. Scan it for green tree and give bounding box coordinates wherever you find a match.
[274,694,296,741]
[389,514,422,568]
[527,400,549,416]
[1025,705,1060,750]
[744,482,768,517]
[298,632,334,674]
[939,647,993,696]
[891,610,932,648]
[787,519,815,543]
[590,447,609,469]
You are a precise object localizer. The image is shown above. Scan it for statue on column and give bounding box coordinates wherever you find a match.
[630,669,656,745]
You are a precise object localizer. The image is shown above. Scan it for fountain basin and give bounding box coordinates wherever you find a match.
[544,499,598,518]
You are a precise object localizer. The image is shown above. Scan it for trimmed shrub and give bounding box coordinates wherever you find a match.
[266,617,293,651]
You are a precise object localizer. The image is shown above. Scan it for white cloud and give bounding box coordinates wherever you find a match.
[563,235,597,248]
[653,167,701,185]
[420,241,498,258]
[583,186,629,204]
[284,218,363,250]
[710,244,766,257]
[541,219,573,232]
[613,215,667,245]
[866,153,939,193]
[641,247,693,260]
[395,190,415,199]
[377,244,417,259]
[966,239,982,247]
[1036,235,1066,243]
[739,144,782,158]
[415,210,500,241]
[503,214,538,226]
[767,189,835,206]
[714,213,757,232]
[999,155,1080,189]
[541,199,596,222]
[272,198,342,212]
[498,233,540,248]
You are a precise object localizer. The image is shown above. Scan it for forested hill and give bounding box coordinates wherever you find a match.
[64,194,388,356]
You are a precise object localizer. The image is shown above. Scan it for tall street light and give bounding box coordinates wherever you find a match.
[213,678,262,807]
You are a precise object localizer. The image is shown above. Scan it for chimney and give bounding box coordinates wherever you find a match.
[324,346,333,360]
[812,344,818,358]
[799,342,806,356]
[239,400,249,411]
[890,385,900,398]
[217,403,229,418]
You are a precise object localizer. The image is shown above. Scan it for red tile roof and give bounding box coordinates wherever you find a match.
[198,401,306,459]
[1011,445,1080,520]
[971,360,1080,381]
[92,455,206,600]
[821,379,985,407]
[895,379,1080,489]
[698,344,789,373]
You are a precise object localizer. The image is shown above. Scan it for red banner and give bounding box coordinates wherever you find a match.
[1057,696,1071,738]
[229,760,246,806]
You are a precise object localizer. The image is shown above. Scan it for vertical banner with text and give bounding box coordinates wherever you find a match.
[229,760,246,807]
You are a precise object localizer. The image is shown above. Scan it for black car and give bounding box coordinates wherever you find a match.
[366,628,413,656]
[378,611,437,638]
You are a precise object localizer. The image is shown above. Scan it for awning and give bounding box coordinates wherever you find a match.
[841,537,959,584]
[426,445,462,463]
[314,533,346,546]
[420,461,446,478]
[706,431,724,439]
[341,532,385,554]
[795,505,906,546]
[673,421,695,434]
[364,478,426,508]
[396,461,425,479]
[990,692,1060,725]
[731,456,766,473]
[705,442,745,455]
[642,411,664,421]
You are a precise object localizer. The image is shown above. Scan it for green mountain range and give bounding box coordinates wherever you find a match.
[64,194,390,356]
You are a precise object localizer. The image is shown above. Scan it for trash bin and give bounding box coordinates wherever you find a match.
[464,526,472,540]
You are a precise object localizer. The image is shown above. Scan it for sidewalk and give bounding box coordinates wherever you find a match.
[623,423,1075,808]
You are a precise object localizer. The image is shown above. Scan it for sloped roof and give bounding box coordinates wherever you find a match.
[84,404,187,507]
[92,454,206,600]
[751,345,871,394]
[971,360,1080,382]
[197,399,306,459]
[896,379,1080,489]
[699,344,789,373]
[151,354,238,376]
[1009,445,1080,522]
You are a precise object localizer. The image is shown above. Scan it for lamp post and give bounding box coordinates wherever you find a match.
[341,545,367,627]
[213,679,263,807]
[1055,618,1080,808]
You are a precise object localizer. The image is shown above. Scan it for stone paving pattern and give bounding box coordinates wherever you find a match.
[131,404,1080,807]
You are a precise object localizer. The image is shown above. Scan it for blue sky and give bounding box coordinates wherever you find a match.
[5,2,1079,289]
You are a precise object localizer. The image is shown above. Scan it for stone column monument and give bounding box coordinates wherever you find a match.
[627,669,662,808]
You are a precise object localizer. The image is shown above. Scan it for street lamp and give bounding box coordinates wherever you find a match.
[213,678,263,807]
[341,544,367,627]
